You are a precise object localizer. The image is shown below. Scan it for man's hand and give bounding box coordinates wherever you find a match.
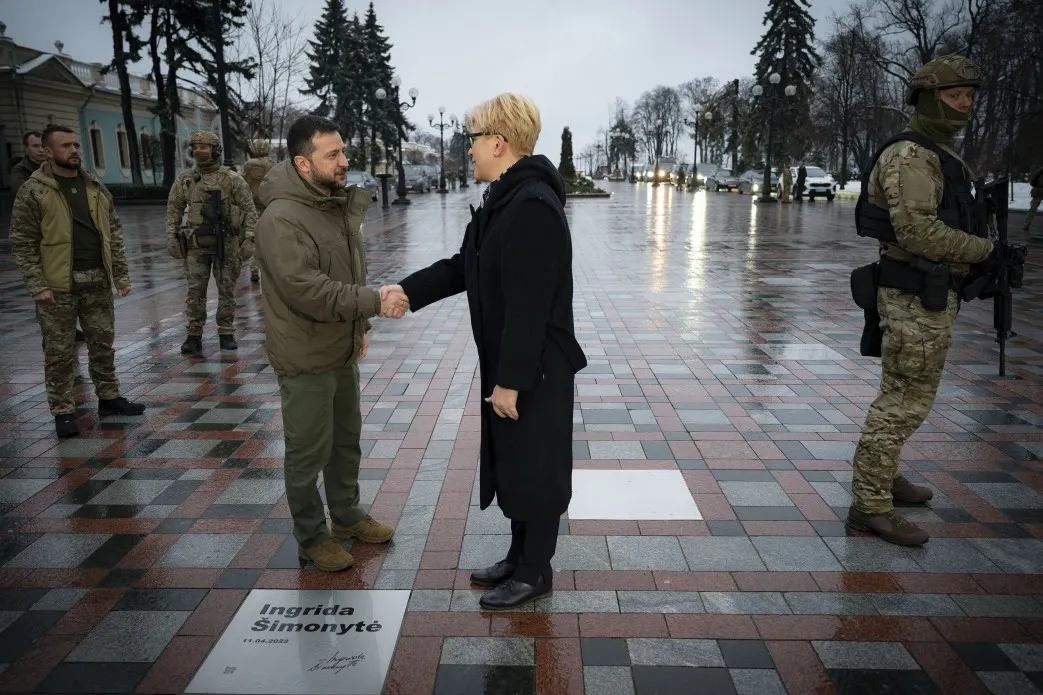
[380,285,409,318]
[484,385,519,420]
[32,289,54,304]
[359,334,369,360]
[240,239,255,262]
[167,237,185,260]
[118,287,132,297]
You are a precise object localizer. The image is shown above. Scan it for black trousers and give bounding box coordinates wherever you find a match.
[504,518,559,585]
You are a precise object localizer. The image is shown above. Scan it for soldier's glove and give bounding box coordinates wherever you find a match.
[167,237,185,260]
[239,239,255,262]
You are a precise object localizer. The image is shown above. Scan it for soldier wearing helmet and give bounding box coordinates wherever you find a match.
[164,130,258,354]
[849,55,1025,546]
[242,139,274,283]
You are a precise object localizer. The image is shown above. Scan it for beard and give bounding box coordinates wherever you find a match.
[52,153,81,170]
[312,167,346,193]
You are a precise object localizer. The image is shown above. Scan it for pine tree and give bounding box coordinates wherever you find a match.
[559,127,577,180]
[750,0,821,165]
[334,15,366,168]
[362,3,395,176]
[303,0,348,118]
[102,0,144,185]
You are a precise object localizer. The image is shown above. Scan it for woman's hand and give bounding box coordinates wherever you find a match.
[485,385,519,420]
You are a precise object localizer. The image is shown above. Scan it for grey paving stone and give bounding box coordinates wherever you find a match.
[536,591,619,613]
[373,569,417,590]
[952,595,1043,618]
[464,505,511,535]
[0,478,52,504]
[975,671,1042,695]
[617,591,705,614]
[87,479,174,506]
[701,592,791,615]
[588,441,646,459]
[965,483,1043,509]
[909,539,1004,574]
[47,439,118,458]
[0,611,23,633]
[809,481,852,507]
[823,537,923,573]
[6,533,111,568]
[719,482,793,507]
[678,537,767,572]
[784,592,877,616]
[868,593,966,617]
[379,535,427,570]
[802,441,857,460]
[440,637,534,665]
[395,505,436,536]
[583,666,635,695]
[730,669,787,695]
[969,539,1043,574]
[812,640,919,670]
[607,536,688,571]
[157,534,250,568]
[626,638,724,667]
[752,537,843,572]
[65,610,190,662]
[458,536,511,570]
[450,590,535,613]
[408,590,453,612]
[31,588,88,611]
[149,440,220,458]
[406,480,444,506]
[999,643,1043,671]
[214,480,284,505]
[551,536,613,571]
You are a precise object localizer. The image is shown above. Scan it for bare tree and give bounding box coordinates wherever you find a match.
[633,86,681,163]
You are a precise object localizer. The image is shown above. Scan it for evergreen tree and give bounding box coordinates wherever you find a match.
[362,3,395,175]
[102,0,144,185]
[559,127,577,180]
[750,0,821,165]
[303,0,348,118]
[335,15,367,169]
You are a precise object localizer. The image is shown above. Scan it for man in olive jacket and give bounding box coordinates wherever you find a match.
[254,115,408,573]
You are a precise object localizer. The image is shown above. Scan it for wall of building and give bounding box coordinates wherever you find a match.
[79,95,162,185]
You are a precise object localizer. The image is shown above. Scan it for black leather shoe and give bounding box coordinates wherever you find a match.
[478,577,551,610]
[98,397,146,417]
[469,560,517,587]
[54,414,79,438]
[181,335,202,354]
[219,334,238,351]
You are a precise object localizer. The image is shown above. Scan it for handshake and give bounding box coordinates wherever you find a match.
[379,284,409,318]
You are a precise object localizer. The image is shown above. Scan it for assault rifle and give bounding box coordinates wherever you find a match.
[208,189,228,283]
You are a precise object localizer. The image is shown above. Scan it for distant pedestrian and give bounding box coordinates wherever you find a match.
[796,162,807,203]
[1025,166,1043,232]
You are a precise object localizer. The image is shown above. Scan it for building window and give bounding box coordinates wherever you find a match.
[88,122,105,172]
[116,124,131,172]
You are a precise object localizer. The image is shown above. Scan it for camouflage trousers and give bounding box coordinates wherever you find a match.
[851,287,958,514]
[35,268,120,415]
[184,249,241,335]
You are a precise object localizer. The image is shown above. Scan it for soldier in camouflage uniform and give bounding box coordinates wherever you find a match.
[9,125,145,438]
[164,130,257,354]
[848,55,1024,546]
[242,139,274,283]
[1024,166,1042,232]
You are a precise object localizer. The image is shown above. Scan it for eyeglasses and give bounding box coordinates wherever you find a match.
[467,132,508,144]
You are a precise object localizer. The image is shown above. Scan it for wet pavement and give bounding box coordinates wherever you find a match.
[1,181,1042,694]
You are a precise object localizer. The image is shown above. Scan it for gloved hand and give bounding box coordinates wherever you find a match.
[167,236,185,260]
[239,239,255,262]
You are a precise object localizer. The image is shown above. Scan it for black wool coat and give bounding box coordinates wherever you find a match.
[398,155,587,521]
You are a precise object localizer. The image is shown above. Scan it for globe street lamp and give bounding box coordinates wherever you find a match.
[374,86,394,208]
[452,119,470,189]
[751,72,797,203]
[684,104,713,189]
[428,108,453,194]
[382,75,417,205]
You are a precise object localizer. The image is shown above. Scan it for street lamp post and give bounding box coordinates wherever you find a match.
[428,108,453,194]
[381,76,417,205]
[751,72,797,203]
[683,104,713,189]
[652,119,665,187]
[373,87,395,208]
[452,120,469,188]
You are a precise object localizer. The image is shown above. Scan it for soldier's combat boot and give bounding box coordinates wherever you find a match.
[75,329,85,342]
[54,414,79,438]
[250,270,260,283]
[892,475,934,505]
[219,334,238,351]
[846,507,929,546]
[181,335,202,354]
[331,515,395,544]
[298,538,354,572]
[98,397,146,417]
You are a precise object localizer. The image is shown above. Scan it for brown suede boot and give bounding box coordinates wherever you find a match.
[892,475,934,504]
[298,538,354,571]
[331,515,395,544]
[846,507,929,546]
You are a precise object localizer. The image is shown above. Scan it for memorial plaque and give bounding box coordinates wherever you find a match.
[186,589,410,695]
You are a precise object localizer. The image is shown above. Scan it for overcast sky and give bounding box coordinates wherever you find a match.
[3,0,849,159]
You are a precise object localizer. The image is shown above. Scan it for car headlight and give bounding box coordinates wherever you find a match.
[752,184,759,192]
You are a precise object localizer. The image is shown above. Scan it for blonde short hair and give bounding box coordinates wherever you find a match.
[465,93,541,156]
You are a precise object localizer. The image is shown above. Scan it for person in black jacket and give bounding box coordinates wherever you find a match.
[386,93,587,609]
[796,162,807,203]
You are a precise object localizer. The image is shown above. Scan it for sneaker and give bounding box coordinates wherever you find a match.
[54,413,79,438]
[98,397,146,417]
[181,335,202,354]
[846,507,929,546]
[331,515,395,544]
[892,475,933,504]
[219,334,238,351]
[298,538,354,572]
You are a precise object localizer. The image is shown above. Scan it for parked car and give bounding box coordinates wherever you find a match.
[346,170,379,201]
[737,169,779,195]
[402,165,432,193]
[707,168,741,191]
[780,165,837,201]
[689,162,719,188]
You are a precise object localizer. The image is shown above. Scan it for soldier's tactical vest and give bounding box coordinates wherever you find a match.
[855,130,985,242]
[182,168,241,250]
[242,158,273,213]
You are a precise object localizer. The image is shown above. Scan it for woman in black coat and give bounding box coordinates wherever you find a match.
[387,94,586,609]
